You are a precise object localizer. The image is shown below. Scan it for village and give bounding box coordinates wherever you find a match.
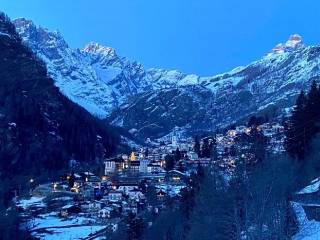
[15,122,285,239]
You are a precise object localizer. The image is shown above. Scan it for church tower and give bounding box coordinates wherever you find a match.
[130,152,136,161]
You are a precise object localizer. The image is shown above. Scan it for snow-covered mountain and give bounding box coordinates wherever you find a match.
[13,18,201,118]
[13,18,320,139]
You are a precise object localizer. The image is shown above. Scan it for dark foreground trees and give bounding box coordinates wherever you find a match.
[0,12,120,239]
[285,80,320,160]
[144,153,298,240]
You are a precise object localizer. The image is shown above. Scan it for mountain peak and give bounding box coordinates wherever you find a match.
[13,17,66,46]
[268,34,304,56]
[12,17,34,27]
[83,42,117,57]
[13,18,36,35]
[286,34,304,48]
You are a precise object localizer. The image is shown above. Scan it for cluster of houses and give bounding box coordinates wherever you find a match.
[18,122,286,236]
[214,123,285,169]
[43,167,188,221]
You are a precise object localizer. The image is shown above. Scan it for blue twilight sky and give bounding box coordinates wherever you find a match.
[1,0,320,76]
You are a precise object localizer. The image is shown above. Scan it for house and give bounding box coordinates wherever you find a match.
[147,163,162,173]
[82,185,95,199]
[60,204,81,217]
[165,170,186,184]
[140,159,149,173]
[87,175,102,188]
[89,201,103,212]
[98,207,114,219]
[105,159,116,174]
[156,189,167,201]
[117,182,139,195]
[105,157,125,174]
[127,189,145,202]
[130,161,140,173]
[108,190,123,202]
[187,151,198,161]
[122,201,137,214]
[110,223,118,232]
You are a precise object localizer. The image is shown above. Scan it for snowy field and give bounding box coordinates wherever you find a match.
[34,225,105,240]
[30,214,105,240]
[18,196,106,240]
[292,202,320,240]
[17,196,46,209]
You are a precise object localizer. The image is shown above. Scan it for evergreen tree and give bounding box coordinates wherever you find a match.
[174,147,182,161]
[165,154,175,171]
[284,90,308,160]
[201,138,210,158]
[305,80,320,139]
[193,136,200,156]
[187,170,236,240]
[68,172,75,188]
[249,126,267,165]
[125,212,145,240]
[209,138,218,164]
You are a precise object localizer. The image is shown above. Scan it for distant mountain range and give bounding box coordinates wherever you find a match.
[13,18,320,139]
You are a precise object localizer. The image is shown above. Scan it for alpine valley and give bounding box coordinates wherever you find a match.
[13,18,320,139]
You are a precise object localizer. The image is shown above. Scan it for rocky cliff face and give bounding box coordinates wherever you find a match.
[13,18,320,139]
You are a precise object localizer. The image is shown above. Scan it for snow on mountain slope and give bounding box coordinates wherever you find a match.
[13,18,320,138]
[110,40,320,138]
[13,18,204,118]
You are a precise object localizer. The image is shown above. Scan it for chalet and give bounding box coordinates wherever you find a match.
[80,201,91,212]
[165,170,186,184]
[60,204,81,217]
[107,190,123,202]
[156,189,167,201]
[98,207,114,219]
[127,189,145,202]
[81,185,96,200]
[88,201,103,212]
[117,182,139,194]
[187,151,198,161]
[140,159,149,173]
[147,163,162,173]
[122,201,138,214]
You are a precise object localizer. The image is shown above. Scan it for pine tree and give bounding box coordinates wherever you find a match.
[187,170,236,240]
[284,90,308,160]
[165,154,175,171]
[174,147,181,161]
[249,126,267,165]
[209,138,218,164]
[201,138,211,158]
[194,136,200,156]
[305,80,320,139]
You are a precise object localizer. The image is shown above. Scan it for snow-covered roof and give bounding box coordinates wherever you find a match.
[297,178,320,194]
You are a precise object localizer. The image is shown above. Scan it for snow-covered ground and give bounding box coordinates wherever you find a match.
[34,225,104,240]
[17,195,106,240]
[27,213,105,240]
[30,212,95,229]
[292,202,320,240]
[17,196,45,209]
